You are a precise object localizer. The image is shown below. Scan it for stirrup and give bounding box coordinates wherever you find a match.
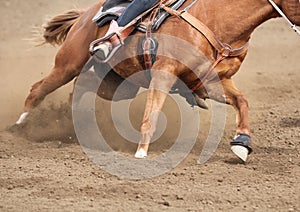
[90,32,123,63]
[93,42,112,61]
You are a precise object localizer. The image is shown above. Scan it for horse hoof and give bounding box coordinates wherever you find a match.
[16,112,29,125]
[230,133,252,162]
[135,149,147,159]
[231,145,249,162]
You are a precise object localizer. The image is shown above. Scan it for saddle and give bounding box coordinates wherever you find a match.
[92,0,186,32]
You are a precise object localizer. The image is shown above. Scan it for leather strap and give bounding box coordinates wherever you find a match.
[115,0,174,42]
[90,1,177,63]
[161,5,249,91]
[143,8,159,70]
[191,53,225,91]
[179,11,249,91]
[180,12,249,57]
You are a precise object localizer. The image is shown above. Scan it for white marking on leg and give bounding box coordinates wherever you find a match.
[135,148,147,159]
[16,112,29,124]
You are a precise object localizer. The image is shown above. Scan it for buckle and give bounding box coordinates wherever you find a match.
[221,44,232,57]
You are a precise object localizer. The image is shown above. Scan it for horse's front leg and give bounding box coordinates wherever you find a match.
[135,68,177,158]
[221,79,252,161]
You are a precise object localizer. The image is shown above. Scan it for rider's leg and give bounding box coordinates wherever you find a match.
[93,20,122,59]
[95,0,158,59]
[117,0,158,26]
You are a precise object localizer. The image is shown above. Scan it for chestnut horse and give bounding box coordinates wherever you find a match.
[17,0,300,161]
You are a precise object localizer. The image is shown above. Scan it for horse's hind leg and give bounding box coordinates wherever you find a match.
[16,55,82,124]
[215,79,252,161]
[25,67,78,111]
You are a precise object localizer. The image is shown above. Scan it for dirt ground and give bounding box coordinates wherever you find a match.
[1,0,300,211]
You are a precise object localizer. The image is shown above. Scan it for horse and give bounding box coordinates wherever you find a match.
[16,0,300,162]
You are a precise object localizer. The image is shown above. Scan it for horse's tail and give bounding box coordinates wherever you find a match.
[42,9,85,46]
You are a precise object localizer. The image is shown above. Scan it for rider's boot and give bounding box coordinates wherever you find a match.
[94,20,123,60]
